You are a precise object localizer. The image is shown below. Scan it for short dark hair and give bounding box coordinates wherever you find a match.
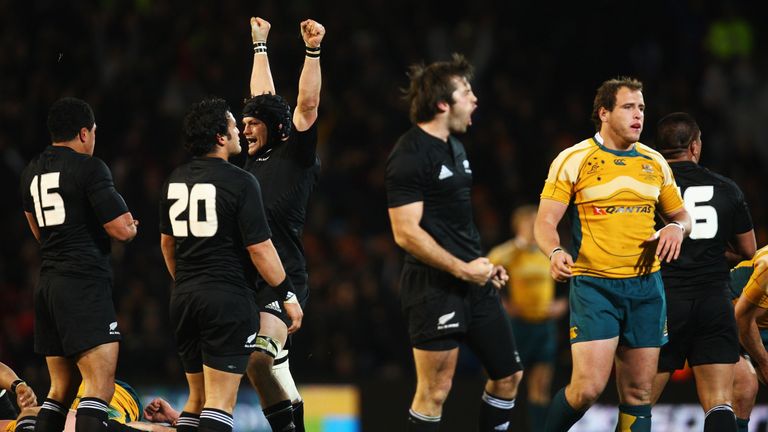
[404,53,474,124]
[183,98,231,157]
[242,94,292,146]
[47,97,95,142]
[591,77,643,131]
[655,112,700,157]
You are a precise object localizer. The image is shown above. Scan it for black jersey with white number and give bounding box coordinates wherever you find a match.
[386,126,482,264]
[660,161,753,298]
[20,146,129,280]
[160,157,271,294]
[244,123,319,289]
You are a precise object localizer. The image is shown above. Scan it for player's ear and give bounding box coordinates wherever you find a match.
[599,106,609,123]
[436,100,450,113]
[79,127,89,143]
[215,133,226,147]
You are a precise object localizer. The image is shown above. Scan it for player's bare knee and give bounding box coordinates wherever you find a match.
[417,379,452,406]
[619,383,653,405]
[487,371,523,399]
[569,382,604,409]
[247,351,275,383]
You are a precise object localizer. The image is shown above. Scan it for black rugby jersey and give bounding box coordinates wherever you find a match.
[20,146,129,279]
[660,161,753,298]
[244,123,319,289]
[160,157,271,294]
[386,126,483,264]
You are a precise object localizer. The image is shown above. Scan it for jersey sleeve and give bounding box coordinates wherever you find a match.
[385,145,429,208]
[656,160,684,214]
[290,122,319,167]
[158,180,172,235]
[540,150,576,204]
[742,258,768,308]
[238,173,272,246]
[84,157,130,224]
[730,183,754,234]
[20,163,34,213]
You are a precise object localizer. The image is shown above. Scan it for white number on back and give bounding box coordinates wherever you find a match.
[168,183,218,237]
[30,173,65,226]
[680,185,718,240]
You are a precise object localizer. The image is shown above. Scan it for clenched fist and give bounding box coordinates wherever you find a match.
[300,19,325,48]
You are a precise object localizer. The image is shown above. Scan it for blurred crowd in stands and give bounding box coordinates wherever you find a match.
[1,0,766,391]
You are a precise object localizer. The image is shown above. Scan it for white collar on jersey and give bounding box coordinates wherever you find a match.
[593,132,636,152]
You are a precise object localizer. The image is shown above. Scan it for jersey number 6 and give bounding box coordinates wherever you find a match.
[168,183,218,237]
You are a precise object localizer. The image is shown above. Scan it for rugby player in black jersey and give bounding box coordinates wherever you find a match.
[650,112,756,432]
[159,98,294,432]
[20,97,138,432]
[240,17,324,432]
[385,54,522,432]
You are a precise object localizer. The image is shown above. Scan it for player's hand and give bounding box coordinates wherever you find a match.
[251,17,271,44]
[300,19,325,48]
[646,223,684,263]
[550,250,574,282]
[284,301,303,334]
[489,265,508,289]
[14,382,37,409]
[459,257,494,286]
[143,397,180,425]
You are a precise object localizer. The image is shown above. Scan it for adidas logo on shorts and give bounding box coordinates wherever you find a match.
[265,301,282,313]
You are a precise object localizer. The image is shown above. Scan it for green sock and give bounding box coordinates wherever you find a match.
[736,417,749,432]
[616,404,651,432]
[527,401,549,432]
[544,388,585,432]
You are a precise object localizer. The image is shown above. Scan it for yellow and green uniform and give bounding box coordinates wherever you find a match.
[488,239,554,322]
[732,245,768,328]
[541,135,683,278]
[541,134,683,346]
[71,380,143,424]
[489,239,557,366]
[4,380,141,431]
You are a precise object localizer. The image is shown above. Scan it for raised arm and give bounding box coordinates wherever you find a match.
[293,19,325,131]
[249,17,276,96]
[388,202,492,285]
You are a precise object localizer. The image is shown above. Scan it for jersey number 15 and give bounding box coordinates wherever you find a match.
[30,173,65,227]
[168,183,218,237]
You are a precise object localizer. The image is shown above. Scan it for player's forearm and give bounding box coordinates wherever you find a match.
[394,225,468,279]
[104,212,138,242]
[296,57,321,114]
[534,219,561,257]
[250,53,276,97]
[160,234,176,280]
[0,362,20,390]
[739,318,768,368]
[247,239,287,286]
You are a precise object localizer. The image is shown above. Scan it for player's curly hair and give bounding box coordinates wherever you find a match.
[47,97,95,142]
[404,53,474,124]
[242,94,292,147]
[183,98,231,157]
[655,112,700,156]
[591,77,643,131]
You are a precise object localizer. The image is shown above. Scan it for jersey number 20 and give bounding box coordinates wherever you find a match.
[168,183,218,237]
[30,173,65,227]
[680,185,718,240]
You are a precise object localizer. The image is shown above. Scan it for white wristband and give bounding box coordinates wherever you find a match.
[667,221,685,234]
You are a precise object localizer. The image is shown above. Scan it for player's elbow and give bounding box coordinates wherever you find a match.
[107,225,137,242]
[392,228,413,249]
[297,97,319,113]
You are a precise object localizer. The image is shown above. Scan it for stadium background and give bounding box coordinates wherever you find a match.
[1,0,767,430]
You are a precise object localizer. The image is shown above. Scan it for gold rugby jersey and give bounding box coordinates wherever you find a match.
[734,245,768,328]
[488,239,554,322]
[71,380,142,424]
[541,134,684,278]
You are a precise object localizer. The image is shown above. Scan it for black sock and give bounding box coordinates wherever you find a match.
[14,415,37,431]
[263,400,295,432]
[75,397,109,432]
[35,398,68,432]
[175,411,200,432]
[198,408,233,432]
[479,391,515,431]
[704,404,736,432]
[292,401,305,432]
[407,409,440,431]
[736,417,749,432]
